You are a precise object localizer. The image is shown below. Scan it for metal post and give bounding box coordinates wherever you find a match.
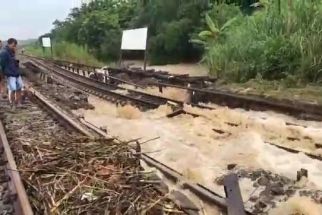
[118,50,123,68]
[104,71,108,84]
[158,84,163,93]
[143,49,148,72]
[143,27,149,72]
[50,38,53,59]
[50,46,53,58]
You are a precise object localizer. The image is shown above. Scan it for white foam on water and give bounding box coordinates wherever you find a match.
[73,96,322,212]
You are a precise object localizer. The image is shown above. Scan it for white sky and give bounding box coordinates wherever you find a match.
[0,0,82,40]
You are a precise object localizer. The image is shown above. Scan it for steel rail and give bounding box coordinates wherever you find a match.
[39,56,322,121]
[25,57,215,111]
[27,79,253,214]
[48,58,322,120]
[26,57,322,162]
[154,82,322,118]
[23,56,322,213]
[81,113,254,215]
[24,56,322,120]
[29,59,165,109]
[28,87,94,138]
[0,120,33,215]
[51,60,185,107]
[79,116,253,215]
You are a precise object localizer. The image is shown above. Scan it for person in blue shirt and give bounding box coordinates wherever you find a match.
[0,38,23,108]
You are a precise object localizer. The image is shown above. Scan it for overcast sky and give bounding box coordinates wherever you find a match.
[0,0,82,40]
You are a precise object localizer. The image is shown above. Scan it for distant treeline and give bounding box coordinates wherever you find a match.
[39,0,257,65]
[38,0,322,85]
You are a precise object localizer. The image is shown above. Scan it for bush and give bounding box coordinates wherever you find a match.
[96,29,122,61]
[199,1,322,83]
[149,18,193,65]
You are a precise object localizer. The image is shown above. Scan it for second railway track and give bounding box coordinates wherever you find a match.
[25,57,183,111]
[43,56,322,121]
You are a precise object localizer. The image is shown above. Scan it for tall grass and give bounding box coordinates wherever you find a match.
[25,41,103,66]
[199,0,322,84]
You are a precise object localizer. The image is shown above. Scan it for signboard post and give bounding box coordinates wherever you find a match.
[120,27,148,71]
[41,37,53,57]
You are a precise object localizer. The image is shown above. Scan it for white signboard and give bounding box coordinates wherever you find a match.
[42,37,51,48]
[121,27,148,50]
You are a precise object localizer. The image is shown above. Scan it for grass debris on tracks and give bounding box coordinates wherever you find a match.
[0,97,177,214]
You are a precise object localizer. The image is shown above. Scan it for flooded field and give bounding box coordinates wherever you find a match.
[73,96,322,213]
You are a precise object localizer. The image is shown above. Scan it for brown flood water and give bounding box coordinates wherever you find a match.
[73,96,322,213]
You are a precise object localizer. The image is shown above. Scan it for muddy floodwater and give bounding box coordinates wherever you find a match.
[74,96,322,213]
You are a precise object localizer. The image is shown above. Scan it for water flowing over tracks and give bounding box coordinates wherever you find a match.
[0,92,194,214]
[28,88,252,214]
[20,57,257,214]
[44,57,322,121]
[24,57,183,111]
[21,55,322,214]
[23,56,322,162]
[23,56,213,112]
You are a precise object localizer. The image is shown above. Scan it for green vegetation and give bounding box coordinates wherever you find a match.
[26,41,103,66]
[27,0,322,88]
[198,0,322,84]
[30,0,256,65]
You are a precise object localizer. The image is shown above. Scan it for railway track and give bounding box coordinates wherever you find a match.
[0,89,201,214]
[28,90,255,214]
[52,59,216,87]
[23,56,213,112]
[0,99,33,215]
[24,58,183,111]
[43,57,322,121]
[23,56,322,162]
[22,56,221,112]
[19,90,322,214]
[19,56,258,214]
[20,55,322,213]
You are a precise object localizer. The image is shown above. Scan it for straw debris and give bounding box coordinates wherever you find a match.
[1,99,177,215]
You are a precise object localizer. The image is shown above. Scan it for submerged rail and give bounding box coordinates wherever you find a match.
[39,56,322,121]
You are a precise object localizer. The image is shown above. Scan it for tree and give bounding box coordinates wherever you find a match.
[47,0,257,63]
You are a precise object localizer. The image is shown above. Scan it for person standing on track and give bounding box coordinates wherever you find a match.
[0,38,23,108]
